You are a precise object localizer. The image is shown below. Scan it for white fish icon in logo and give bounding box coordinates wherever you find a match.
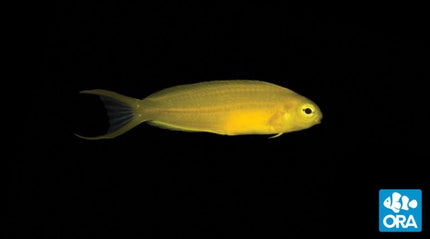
[383,192,418,213]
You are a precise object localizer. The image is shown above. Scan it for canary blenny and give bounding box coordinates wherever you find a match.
[76,80,322,139]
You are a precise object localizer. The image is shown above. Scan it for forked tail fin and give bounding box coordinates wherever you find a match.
[75,89,144,140]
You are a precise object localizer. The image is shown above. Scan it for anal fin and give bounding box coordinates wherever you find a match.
[147,120,211,133]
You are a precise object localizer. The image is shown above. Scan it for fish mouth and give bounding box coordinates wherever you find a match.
[315,113,323,124]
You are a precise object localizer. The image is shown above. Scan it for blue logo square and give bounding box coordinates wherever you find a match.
[379,189,422,232]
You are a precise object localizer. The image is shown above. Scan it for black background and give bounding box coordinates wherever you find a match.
[11,1,428,238]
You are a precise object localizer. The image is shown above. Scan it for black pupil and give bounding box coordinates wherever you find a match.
[303,108,312,114]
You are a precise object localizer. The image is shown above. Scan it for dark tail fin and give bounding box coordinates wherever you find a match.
[75,89,144,140]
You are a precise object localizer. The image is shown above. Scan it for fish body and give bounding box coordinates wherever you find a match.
[77,80,322,139]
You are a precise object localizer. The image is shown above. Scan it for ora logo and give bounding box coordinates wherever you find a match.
[379,189,422,232]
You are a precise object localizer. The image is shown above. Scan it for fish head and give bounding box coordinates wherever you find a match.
[383,196,392,209]
[298,101,323,125]
[281,96,323,132]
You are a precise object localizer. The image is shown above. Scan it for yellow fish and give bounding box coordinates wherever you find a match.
[76,80,322,139]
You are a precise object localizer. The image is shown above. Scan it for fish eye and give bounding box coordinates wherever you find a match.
[303,107,313,115]
[300,104,317,118]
